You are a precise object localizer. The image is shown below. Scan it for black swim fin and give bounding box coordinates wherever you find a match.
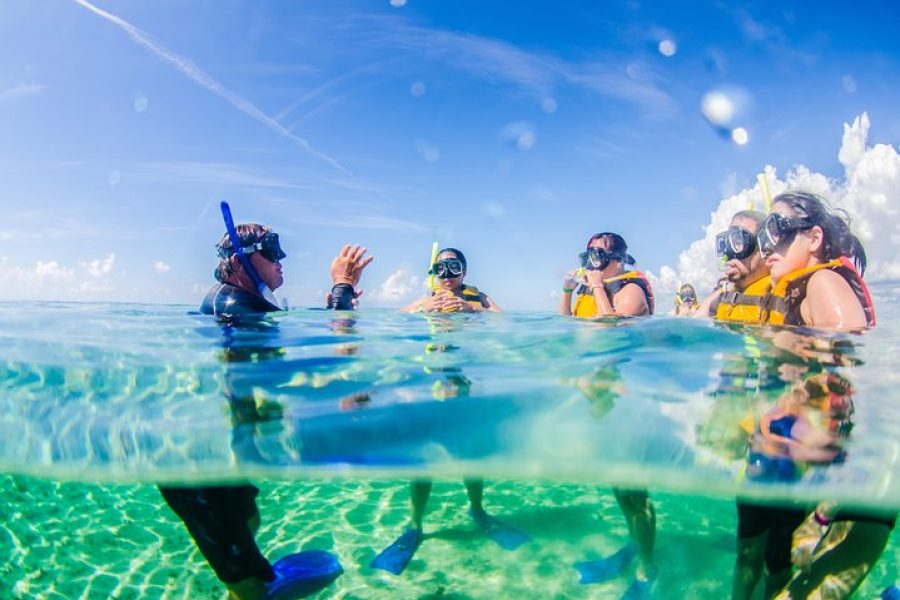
[574,543,637,584]
[370,528,423,575]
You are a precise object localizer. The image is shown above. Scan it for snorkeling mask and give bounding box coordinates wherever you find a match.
[218,231,286,263]
[430,258,465,279]
[579,248,633,271]
[715,226,757,260]
[675,287,697,305]
[757,214,813,257]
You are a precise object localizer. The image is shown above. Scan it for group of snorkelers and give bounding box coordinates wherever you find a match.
[162,193,893,599]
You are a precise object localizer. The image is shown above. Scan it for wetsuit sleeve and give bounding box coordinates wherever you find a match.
[327,283,356,310]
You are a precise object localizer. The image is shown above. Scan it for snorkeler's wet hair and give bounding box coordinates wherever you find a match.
[586,232,635,264]
[731,210,766,231]
[772,191,867,275]
[214,223,272,282]
[437,247,467,270]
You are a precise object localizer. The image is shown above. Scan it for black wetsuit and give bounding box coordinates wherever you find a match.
[160,281,356,584]
[159,283,280,584]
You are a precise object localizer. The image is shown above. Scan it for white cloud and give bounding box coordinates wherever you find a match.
[368,268,420,306]
[654,113,900,310]
[80,254,115,278]
[0,82,46,101]
[154,261,171,274]
[72,0,349,174]
[0,254,117,300]
[347,17,675,118]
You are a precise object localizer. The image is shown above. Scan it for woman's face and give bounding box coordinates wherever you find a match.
[434,252,465,291]
[763,201,819,284]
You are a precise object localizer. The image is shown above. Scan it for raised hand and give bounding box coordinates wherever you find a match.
[331,244,374,287]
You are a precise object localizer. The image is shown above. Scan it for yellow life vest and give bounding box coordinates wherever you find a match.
[712,275,771,324]
[459,284,486,308]
[572,271,654,318]
[762,257,876,327]
[431,284,486,309]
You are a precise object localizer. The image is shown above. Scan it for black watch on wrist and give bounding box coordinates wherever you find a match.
[327,283,356,310]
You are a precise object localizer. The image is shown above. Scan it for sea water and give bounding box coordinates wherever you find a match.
[0,285,898,599]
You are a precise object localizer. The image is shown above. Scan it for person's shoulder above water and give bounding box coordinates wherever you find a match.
[200,282,278,317]
[801,268,867,330]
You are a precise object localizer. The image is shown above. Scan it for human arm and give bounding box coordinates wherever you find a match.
[559,270,579,316]
[584,270,617,316]
[610,282,648,317]
[480,293,502,313]
[801,270,868,331]
[327,244,373,310]
[402,292,468,313]
[693,288,722,319]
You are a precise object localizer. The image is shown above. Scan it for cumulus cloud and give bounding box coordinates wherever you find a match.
[0,254,117,300]
[651,113,900,309]
[154,261,171,274]
[368,268,421,305]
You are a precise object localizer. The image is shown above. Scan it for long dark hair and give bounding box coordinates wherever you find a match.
[772,191,867,275]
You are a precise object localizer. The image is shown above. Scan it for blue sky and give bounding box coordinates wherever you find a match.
[1,0,899,309]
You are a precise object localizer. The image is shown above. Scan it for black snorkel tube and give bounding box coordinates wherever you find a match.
[220,201,282,311]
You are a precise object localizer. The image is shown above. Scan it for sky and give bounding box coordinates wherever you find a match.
[1,0,899,310]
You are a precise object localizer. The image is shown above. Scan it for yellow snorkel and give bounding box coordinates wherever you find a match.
[757,172,773,212]
[427,241,439,292]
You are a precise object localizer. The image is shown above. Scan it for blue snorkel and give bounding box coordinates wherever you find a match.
[219,201,282,311]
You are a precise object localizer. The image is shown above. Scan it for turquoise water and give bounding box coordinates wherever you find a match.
[0,285,898,597]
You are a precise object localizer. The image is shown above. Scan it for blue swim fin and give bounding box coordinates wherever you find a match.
[882,586,900,600]
[470,508,531,551]
[574,543,637,585]
[370,528,423,575]
[621,574,656,599]
[265,550,343,600]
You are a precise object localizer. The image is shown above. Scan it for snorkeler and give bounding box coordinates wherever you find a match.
[693,208,815,600]
[751,192,891,599]
[159,204,372,600]
[372,248,525,576]
[672,283,698,315]
[402,248,501,313]
[560,232,654,317]
[757,191,874,331]
[561,233,657,598]
[695,209,770,322]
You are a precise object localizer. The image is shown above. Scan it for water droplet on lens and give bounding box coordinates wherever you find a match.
[701,91,735,126]
[133,95,149,113]
[410,82,426,97]
[658,39,677,57]
[841,75,857,94]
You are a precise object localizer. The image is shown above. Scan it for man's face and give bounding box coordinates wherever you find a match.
[587,238,622,276]
[723,215,766,284]
[250,251,284,290]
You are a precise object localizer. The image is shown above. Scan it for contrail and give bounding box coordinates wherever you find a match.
[72,0,350,175]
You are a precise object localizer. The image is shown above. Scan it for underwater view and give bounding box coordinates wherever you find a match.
[1,286,898,598]
[4,1,900,599]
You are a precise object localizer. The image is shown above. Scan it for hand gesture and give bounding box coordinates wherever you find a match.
[584,268,604,290]
[563,270,579,291]
[331,244,373,287]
